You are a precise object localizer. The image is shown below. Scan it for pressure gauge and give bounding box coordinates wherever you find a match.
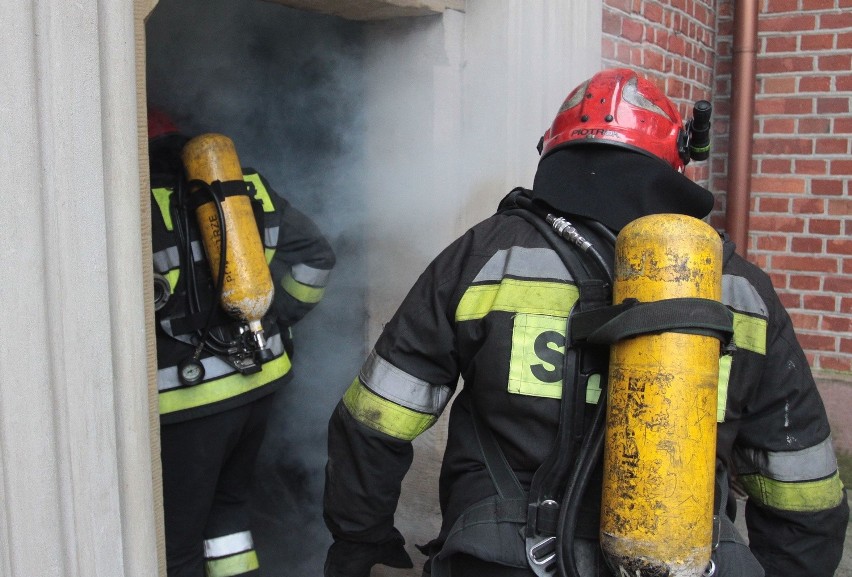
[178,357,205,387]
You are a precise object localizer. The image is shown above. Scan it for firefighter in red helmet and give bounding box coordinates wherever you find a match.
[322,68,847,577]
[147,108,336,577]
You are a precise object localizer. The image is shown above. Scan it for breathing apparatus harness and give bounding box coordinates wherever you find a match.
[481,189,734,577]
[495,191,614,577]
[163,173,275,386]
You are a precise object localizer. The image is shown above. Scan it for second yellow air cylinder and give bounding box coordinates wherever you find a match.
[181,133,274,335]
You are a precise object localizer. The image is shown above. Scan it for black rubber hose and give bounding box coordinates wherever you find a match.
[555,393,607,577]
[513,194,613,281]
[188,180,229,360]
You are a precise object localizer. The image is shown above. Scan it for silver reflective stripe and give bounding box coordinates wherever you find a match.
[204,530,254,558]
[153,246,181,273]
[291,262,331,287]
[190,240,204,262]
[158,318,190,340]
[157,333,285,391]
[265,224,279,248]
[722,274,768,317]
[734,436,839,482]
[473,247,571,283]
[360,350,451,415]
[155,241,204,268]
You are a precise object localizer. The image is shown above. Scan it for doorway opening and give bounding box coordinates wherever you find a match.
[145,1,369,572]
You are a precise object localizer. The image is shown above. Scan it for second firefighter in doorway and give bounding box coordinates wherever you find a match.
[148,109,336,577]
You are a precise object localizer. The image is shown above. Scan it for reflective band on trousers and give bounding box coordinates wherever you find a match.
[204,531,259,577]
[206,551,259,577]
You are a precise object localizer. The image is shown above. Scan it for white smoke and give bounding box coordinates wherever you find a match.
[147,1,368,574]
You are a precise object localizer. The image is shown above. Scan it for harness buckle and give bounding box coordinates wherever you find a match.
[526,536,557,577]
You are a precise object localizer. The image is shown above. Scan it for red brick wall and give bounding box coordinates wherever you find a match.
[602,0,717,184]
[602,0,852,375]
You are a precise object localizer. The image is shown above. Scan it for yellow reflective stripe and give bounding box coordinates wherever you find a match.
[243,172,274,212]
[265,247,275,265]
[738,471,845,512]
[456,280,578,321]
[281,274,326,304]
[508,313,566,398]
[717,354,732,422]
[343,378,436,441]
[205,550,259,577]
[152,187,175,231]
[165,269,180,292]
[159,353,291,415]
[732,311,767,355]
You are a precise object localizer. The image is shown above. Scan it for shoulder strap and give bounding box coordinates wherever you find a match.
[470,398,525,500]
[494,190,615,537]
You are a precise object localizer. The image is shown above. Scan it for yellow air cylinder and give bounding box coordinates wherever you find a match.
[181,133,274,341]
[600,214,723,577]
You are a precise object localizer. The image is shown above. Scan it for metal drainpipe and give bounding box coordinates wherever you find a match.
[726,0,759,258]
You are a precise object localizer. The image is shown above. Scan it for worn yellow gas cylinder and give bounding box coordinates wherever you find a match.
[600,213,723,577]
[181,133,273,344]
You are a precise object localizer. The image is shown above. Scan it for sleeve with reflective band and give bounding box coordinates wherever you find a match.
[342,350,452,441]
[324,401,414,541]
[719,247,848,576]
[248,169,336,326]
[280,262,331,304]
[734,437,845,512]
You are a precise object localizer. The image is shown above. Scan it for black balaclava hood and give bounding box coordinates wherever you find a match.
[531,145,715,232]
[148,133,190,176]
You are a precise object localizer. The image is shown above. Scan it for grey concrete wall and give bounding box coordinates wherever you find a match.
[0,1,160,576]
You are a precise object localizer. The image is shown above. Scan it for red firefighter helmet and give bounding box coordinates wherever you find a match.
[147,107,180,141]
[539,68,689,172]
